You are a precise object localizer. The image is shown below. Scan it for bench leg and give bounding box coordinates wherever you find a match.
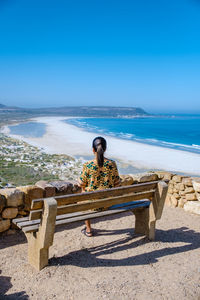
[132,208,156,240]
[26,198,57,271]
[26,233,49,271]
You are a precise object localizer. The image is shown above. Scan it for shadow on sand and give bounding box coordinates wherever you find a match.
[0,271,29,299]
[49,226,200,268]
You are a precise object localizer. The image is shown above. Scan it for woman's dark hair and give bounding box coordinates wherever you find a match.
[92,136,107,167]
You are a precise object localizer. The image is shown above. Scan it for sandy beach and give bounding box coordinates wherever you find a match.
[2,116,200,176]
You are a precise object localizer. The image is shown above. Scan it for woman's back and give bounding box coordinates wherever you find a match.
[80,158,120,192]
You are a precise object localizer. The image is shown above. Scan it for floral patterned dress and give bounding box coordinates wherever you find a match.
[79,159,120,192]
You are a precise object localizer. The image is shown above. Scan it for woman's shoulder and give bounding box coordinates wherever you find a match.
[83,160,96,168]
[104,158,117,166]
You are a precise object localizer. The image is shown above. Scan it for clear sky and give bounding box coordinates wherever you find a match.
[0,0,200,113]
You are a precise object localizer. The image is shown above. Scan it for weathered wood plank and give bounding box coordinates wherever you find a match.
[12,216,29,225]
[31,181,159,209]
[17,200,150,229]
[22,201,150,233]
[30,190,154,220]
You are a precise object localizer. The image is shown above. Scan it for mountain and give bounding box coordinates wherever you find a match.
[0,103,149,118]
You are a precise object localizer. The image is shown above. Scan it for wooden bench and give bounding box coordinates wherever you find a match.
[13,180,168,271]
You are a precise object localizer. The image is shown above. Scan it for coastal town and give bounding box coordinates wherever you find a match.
[0,133,83,188]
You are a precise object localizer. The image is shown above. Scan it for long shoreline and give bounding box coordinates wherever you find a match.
[1,116,200,176]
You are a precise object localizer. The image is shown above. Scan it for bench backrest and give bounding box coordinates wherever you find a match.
[29,180,168,221]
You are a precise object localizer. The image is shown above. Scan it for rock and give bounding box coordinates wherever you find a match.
[156,171,173,180]
[17,185,44,210]
[2,207,18,219]
[168,187,174,194]
[0,188,24,207]
[36,180,56,197]
[0,194,6,213]
[175,183,185,191]
[138,173,158,183]
[0,219,10,233]
[18,210,29,216]
[163,173,173,181]
[192,180,200,193]
[171,195,178,207]
[178,197,187,208]
[120,175,134,186]
[49,181,73,195]
[179,191,186,196]
[185,187,195,194]
[68,181,81,193]
[173,193,180,199]
[172,175,182,183]
[186,193,197,201]
[173,188,179,193]
[182,178,193,187]
[184,201,200,215]
[195,192,200,201]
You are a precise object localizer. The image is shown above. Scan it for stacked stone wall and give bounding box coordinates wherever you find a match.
[0,173,200,235]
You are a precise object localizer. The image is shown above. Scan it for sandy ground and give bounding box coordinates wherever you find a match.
[2,116,200,176]
[0,206,200,300]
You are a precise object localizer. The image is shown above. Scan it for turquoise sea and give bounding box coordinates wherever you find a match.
[8,115,200,155]
[66,115,200,155]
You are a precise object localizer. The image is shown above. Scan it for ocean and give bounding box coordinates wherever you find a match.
[8,115,200,155]
[66,115,200,155]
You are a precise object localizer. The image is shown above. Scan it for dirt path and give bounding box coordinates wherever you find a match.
[0,206,200,300]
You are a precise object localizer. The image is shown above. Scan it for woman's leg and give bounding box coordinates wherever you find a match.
[85,220,92,236]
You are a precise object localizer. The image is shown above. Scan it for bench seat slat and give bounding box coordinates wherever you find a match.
[12,216,29,225]
[18,200,150,232]
[22,200,150,233]
[29,190,154,220]
[31,181,159,209]
[16,200,150,229]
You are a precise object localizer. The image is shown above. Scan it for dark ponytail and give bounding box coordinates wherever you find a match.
[92,137,107,167]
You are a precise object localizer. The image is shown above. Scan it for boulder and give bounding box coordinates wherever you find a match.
[68,180,81,193]
[179,191,186,196]
[120,175,134,186]
[0,194,6,213]
[178,197,187,208]
[0,219,10,233]
[155,171,173,180]
[184,201,200,215]
[2,207,18,219]
[137,173,158,183]
[184,187,195,194]
[17,185,44,210]
[182,178,193,187]
[35,180,56,197]
[18,210,29,216]
[173,193,180,199]
[186,193,197,201]
[0,188,24,207]
[172,175,182,183]
[192,180,200,193]
[168,187,174,194]
[171,195,178,207]
[175,183,185,191]
[49,181,73,195]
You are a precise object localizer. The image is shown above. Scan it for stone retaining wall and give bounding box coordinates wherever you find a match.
[0,172,200,234]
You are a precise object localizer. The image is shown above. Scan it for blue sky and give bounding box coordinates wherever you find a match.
[0,0,200,113]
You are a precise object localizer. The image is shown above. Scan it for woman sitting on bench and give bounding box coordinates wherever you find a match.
[78,136,121,237]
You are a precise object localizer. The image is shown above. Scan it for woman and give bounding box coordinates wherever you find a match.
[78,136,121,237]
